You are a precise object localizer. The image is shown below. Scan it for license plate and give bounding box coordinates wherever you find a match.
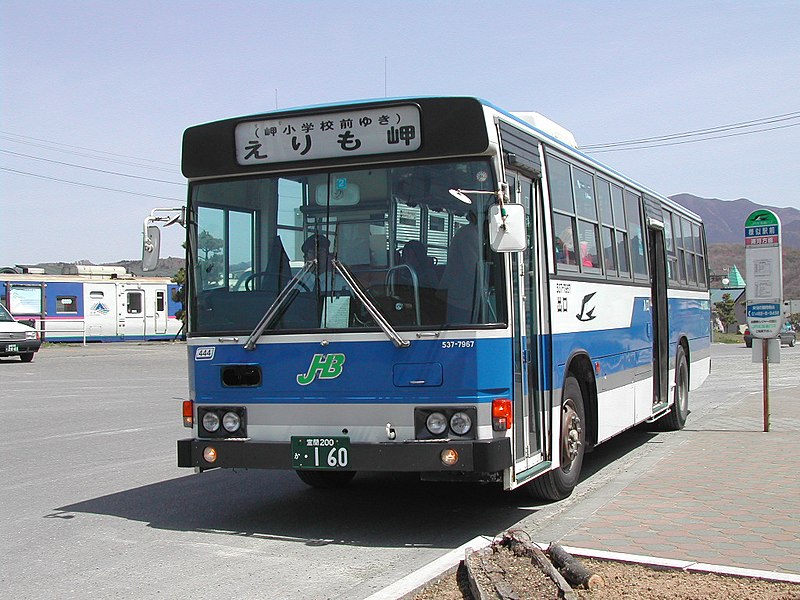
[5,344,18,353]
[291,436,350,469]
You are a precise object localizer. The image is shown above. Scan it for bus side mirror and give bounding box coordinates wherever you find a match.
[142,224,161,272]
[489,204,527,252]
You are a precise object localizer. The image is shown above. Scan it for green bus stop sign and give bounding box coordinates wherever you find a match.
[744,209,783,338]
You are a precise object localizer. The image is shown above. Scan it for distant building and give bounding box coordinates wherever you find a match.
[711,264,746,332]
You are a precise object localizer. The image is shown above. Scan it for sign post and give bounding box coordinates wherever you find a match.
[744,209,783,432]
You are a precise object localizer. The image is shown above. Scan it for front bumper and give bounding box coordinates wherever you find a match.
[0,340,41,356]
[178,437,512,473]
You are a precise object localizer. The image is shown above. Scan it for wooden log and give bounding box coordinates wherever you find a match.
[465,547,495,600]
[501,534,578,600]
[548,542,605,590]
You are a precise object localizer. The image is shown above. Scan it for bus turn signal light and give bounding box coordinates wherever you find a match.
[203,446,218,463]
[492,398,512,431]
[182,400,194,428]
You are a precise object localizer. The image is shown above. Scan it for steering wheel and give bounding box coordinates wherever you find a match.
[244,272,311,292]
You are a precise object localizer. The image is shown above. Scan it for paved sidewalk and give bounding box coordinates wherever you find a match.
[543,343,800,575]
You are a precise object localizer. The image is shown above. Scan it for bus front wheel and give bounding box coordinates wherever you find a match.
[528,375,586,501]
[295,470,356,489]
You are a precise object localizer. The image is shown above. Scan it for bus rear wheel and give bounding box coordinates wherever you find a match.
[528,375,585,501]
[295,470,356,489]
[654,346,689,431]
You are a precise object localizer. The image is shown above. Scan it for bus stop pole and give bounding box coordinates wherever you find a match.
[762,338,770,433]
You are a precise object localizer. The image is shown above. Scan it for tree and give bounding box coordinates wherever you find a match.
[198,230,224,286]
[714,293,737,333]
[171,267,186,334]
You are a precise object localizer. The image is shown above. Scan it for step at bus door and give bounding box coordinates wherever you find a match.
[507,172,545,479]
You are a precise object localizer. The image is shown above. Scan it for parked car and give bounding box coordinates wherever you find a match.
[743,322,796,348]
[0,303,41,362]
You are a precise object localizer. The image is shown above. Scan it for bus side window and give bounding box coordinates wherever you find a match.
[553,214,577,266]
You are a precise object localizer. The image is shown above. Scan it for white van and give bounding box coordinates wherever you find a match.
[0,303,41,362]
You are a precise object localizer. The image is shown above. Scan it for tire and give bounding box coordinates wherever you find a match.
[528,375,586,501]
[790,338,796,348]
[19,353,34,363]
[656,346,689,431]
[295,470,356,489]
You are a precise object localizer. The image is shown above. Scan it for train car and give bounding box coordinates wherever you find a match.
[0,266,183,342]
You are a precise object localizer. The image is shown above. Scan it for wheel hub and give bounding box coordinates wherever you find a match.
[561,401,582,466]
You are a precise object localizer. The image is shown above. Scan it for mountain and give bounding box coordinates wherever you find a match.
[113,257,185,278]
[669,194,800,248]
[670,194,800,302]
[9,257,185,279]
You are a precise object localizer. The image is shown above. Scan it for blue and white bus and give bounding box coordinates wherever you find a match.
[160,97,710,499]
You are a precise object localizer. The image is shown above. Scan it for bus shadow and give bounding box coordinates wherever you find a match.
[580,425,660,480]
[55,426,660,549]
[55,469,532,550]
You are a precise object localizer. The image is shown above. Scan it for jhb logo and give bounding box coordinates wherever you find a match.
[297,353,346,385]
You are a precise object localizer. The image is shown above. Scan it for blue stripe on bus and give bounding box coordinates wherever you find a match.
[192,296,708,405]
[193,337,515,405]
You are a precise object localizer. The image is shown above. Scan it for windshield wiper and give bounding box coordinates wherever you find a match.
[332,258,410,349]
[243,260,316,351]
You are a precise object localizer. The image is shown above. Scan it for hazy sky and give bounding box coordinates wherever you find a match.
[2,0,798,265]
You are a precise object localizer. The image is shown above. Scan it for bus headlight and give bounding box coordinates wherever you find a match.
[449,411,472,436]
[222,411,241,433]
[202,412,221,432]
[426,412,448,436]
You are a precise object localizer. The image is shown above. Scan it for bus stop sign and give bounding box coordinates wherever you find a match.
[745,209,783,338]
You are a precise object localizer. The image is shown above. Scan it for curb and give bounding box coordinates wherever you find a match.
[552,544,800,585]
[361,536,493,600]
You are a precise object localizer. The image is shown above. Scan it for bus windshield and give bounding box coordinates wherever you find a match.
[189,159,506,335]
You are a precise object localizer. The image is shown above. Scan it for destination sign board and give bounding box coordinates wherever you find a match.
[234,105,421,166]
[745,210,783,338]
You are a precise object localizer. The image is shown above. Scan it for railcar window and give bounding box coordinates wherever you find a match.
[56,296,78,313]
